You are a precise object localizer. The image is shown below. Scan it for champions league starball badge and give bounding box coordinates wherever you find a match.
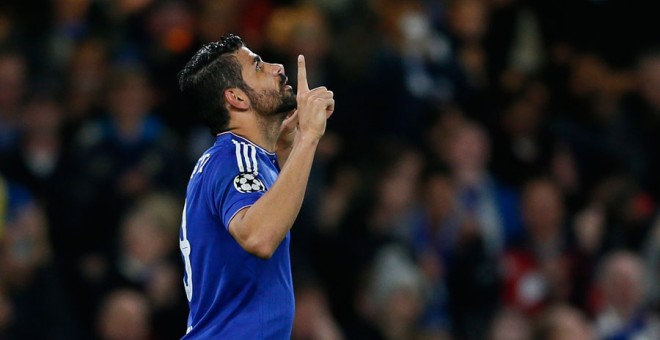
[233,173,266,193]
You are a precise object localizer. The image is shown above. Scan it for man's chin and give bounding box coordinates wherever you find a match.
[264,103,296,120]
[278,95,297,114]
[255,91,296,118]
[274,105,296,118]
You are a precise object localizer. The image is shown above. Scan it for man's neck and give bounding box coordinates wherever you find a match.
[229,112,283,152]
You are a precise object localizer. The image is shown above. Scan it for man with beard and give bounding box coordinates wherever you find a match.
[176,35,334,338]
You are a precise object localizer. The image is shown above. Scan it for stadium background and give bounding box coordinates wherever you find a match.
[1,0,659,339]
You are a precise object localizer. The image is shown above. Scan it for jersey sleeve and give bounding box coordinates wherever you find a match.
[210,143,268,230]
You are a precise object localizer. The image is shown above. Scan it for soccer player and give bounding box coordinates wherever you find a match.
[176,35,334,338]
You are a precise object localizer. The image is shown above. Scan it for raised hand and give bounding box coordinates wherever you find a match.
[276,110,298,156]
[295,55,334,141]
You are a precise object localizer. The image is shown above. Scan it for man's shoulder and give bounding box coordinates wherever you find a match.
[193,143,241,179]
[192,133,270,180]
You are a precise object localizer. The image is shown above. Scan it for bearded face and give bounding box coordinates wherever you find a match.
[245,73,297,119]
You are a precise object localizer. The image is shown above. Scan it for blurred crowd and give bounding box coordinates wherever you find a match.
[1,0,659,339]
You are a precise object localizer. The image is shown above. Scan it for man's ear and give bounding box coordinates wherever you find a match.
[224,88,249,110]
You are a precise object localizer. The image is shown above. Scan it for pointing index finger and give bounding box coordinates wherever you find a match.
[297,55,309,94]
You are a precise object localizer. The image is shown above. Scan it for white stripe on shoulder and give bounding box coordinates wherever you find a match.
[241,142,252,173]
[250,144,258,174]
[232,140,245,172]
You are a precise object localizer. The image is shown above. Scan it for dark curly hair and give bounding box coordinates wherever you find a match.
[177,34,248,135]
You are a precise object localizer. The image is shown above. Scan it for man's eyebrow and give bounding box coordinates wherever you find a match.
[253,55,262,64]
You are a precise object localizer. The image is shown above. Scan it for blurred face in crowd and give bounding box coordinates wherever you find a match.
[108,70,154,124]
[68,40,108,97]
[21,99,63,137]
[233,47,297,119]
[503,97,543,137]
[121,212,173,266]
[570,56,608,98]
[292,286,340,340]
[600,252,645,318]
[0,285,12,331]
[198,0,240,43]
[0,205,49,286]
[0,53,26,112]
[446,123,490,173]
[424,174,456,223]
[145,264,180,309]
[146,1,195,53]
[380,287,422,336]
[290,7,329,61]
[447,0,488,42]
[638,55,660,110]
[98,290,150,340]
[489,310,531,340]
[541,306,593,340]
[378,150,423,214]
[522,179,564,244]
[54,0,91,23]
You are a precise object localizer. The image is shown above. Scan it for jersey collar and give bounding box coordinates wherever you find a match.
[216,131,276,155]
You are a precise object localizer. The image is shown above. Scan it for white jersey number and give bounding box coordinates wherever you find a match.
[180,200,193,302]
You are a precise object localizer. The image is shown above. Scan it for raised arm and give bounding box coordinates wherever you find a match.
[228,55,334,259]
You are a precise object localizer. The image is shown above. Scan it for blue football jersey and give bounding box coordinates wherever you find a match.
[179,132,294,339]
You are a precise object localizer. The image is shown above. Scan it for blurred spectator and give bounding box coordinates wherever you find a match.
[445,0,489,89]
[69,192,185,339]
[0,175,75,339]
[292,281,344,340]
[534,304,593,340]
[62,38,108,136]
[97,289,150,340]
[316,160,359,235]
[0,6,22,49]
[440,120,517,338]
[366,144,424,242]
[408,170,456,334]
[112,192,188,339]
[567,176,656,313]
[0,282,11,337]
[501,178,574,314]
[594,251,660,339]
[365,0,474,143]
[0,94,79,270]
[196,0,240,43]
[488,308,531,340]
[627,48,660,199]
[484,0,545,86]
[553,54,640,192]
[645,215,660,309]
[59,65,185,337]
[0,50,27,154]
[69,63,184,256]
[113,192,180,286]
[361,245,426,340]
[141,0,198,137]
[145,262,187,340]
[41,0,109,79]
[573,177,654,256]
[265,5,330,91]
[443,120,521,255]
[0,95,66,197]
[315,142,424,335]
[490,79,558,187]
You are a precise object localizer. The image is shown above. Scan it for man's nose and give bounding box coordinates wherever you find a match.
[272,63,284,76]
